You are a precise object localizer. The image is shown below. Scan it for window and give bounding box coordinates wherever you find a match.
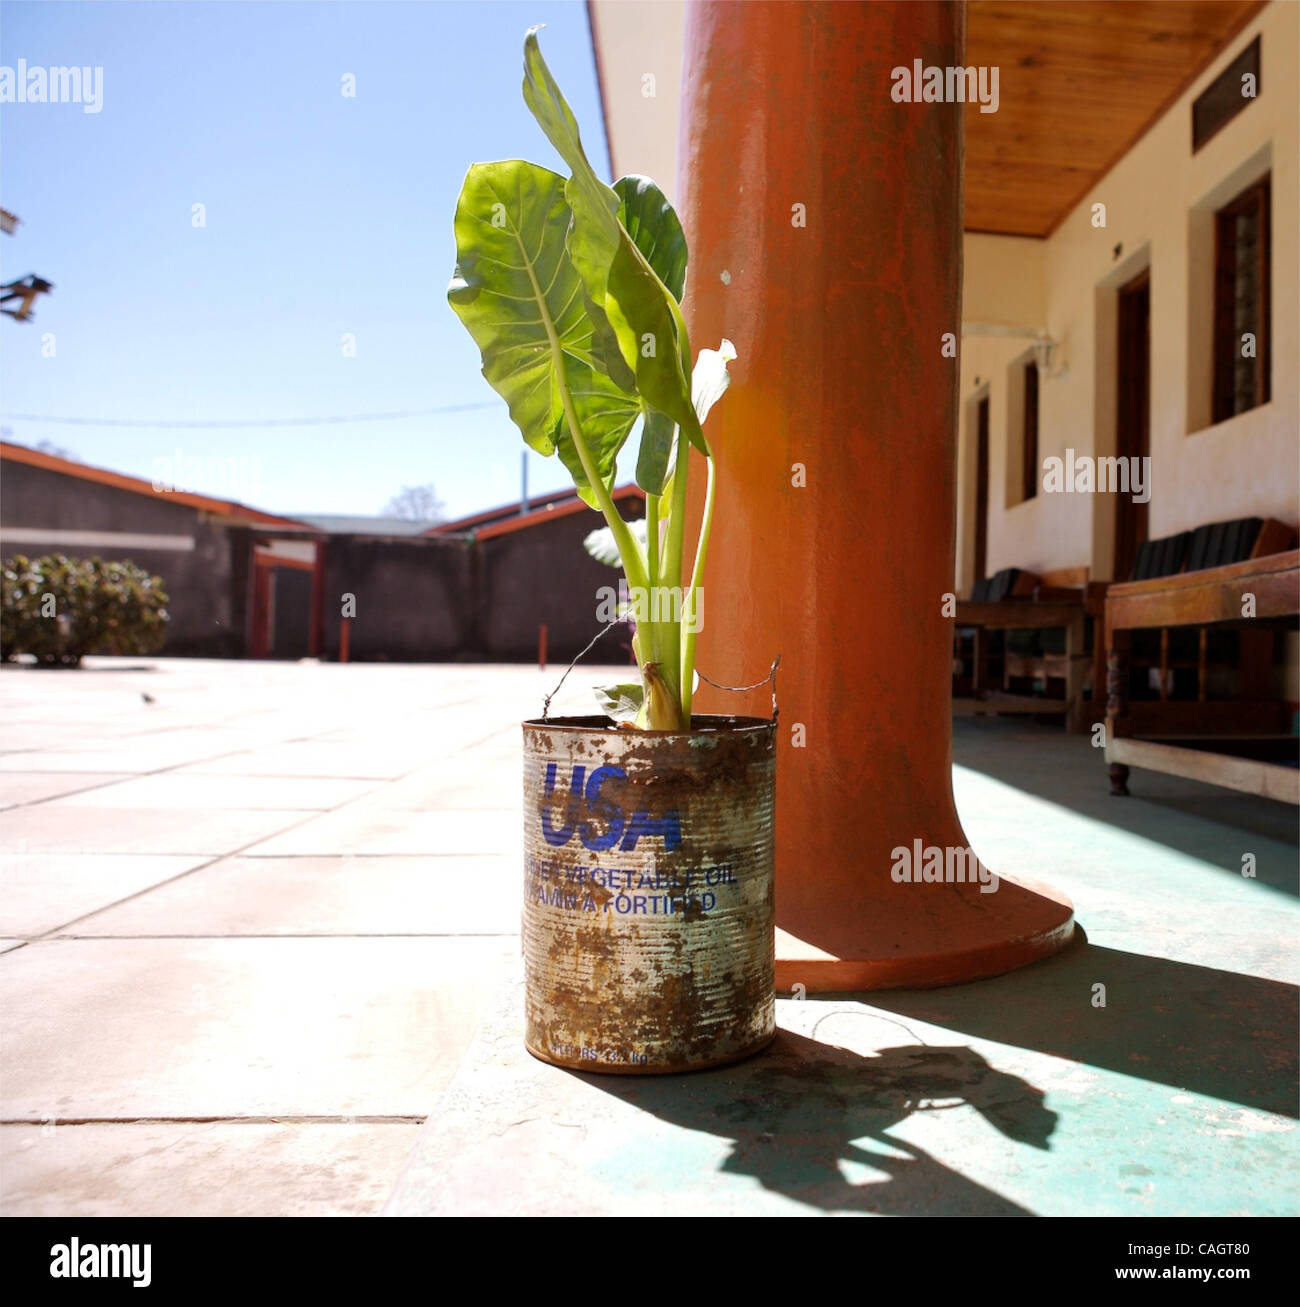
[1213,175,1270,422]
[1021,360,1039,502]
[1192,37,1260,153]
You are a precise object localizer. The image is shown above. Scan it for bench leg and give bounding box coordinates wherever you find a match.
[1108,762,1130,797]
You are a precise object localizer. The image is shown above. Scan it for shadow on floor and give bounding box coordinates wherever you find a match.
[866,934,1298,1118]
[953,718,1298,895]
[576,1031,1052,1215]
[569,929,1295,1213]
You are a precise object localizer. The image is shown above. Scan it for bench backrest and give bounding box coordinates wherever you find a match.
[1130,517,1280,582]
[970,567,1038,603]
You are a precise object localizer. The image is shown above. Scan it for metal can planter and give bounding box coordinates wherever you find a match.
[522,714,776,1074]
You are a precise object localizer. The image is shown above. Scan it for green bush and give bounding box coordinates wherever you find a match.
[1,554,170,667]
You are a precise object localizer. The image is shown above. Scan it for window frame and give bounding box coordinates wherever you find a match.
[1021,358,1039,503]
[1212,174,1270,424]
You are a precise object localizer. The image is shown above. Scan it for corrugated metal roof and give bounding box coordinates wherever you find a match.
[291,514,433,536]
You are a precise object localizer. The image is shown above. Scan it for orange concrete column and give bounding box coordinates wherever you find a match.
[679,0,1075,990]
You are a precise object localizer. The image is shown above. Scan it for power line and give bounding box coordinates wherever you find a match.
[0,401,501,429]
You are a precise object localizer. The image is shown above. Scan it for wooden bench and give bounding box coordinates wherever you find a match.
[1105,519,1299,803]
[954,567,1098,733]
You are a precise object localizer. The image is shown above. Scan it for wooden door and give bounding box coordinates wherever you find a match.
[974,394,990,583]
[1114,269,1150,582]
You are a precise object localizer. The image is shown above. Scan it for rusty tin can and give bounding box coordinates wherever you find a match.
[522,714,777,1074]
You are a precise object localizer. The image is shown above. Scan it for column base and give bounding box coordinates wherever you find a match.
[775,874,1077,993]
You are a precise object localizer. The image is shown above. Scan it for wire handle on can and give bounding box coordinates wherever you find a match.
[695,653,781,723]
[542,625,781,725]
[540,621,623,721]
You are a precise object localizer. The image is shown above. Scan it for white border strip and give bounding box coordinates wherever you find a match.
[0,528,196,552]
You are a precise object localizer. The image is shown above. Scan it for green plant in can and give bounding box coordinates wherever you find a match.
[447,28,735,731]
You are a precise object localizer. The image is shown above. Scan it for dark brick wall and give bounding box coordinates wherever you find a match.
[3,458,646,664]
[2,460,201,535]
[0,461,245,656]
[478,504,642,663]
[319,535,475,661]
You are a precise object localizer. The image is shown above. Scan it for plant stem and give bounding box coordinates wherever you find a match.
[680,452,715,721]
[645,492,660,587]
[660,425,693,718]
[641,490,668,695]
[562,399,646,593]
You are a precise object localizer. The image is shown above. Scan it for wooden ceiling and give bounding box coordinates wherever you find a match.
[964,1,1265,237]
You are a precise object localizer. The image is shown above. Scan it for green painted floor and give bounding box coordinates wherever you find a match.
[388,718,1299,1217]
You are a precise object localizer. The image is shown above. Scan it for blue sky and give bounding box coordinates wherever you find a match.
[0,0,621,520]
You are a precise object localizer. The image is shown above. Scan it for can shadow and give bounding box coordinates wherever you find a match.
[575,1031,1053,1215]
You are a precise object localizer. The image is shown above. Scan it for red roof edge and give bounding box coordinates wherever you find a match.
[443,484,646,542]
[0,441,321,532]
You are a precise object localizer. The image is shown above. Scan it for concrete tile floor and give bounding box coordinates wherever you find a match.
[1,853,210,936]
[0,774,123,808]
[2,658,1296,1217]
[0,657,613,1216]
[2,1122,422,1217]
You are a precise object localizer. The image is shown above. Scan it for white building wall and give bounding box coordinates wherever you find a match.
[587,1,1298,593]
[957,0,1298,587]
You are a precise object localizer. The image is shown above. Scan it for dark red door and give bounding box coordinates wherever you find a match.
[974,394,990,583]
[1115,270,1150,582]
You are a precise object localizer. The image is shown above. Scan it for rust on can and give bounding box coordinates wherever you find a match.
[522,714,777,1074]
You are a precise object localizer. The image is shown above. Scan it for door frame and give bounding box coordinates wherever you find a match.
[246,539,324,658]
[1114,267,1151,583]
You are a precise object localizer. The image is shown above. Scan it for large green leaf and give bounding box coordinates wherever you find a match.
[521,28,621,281]
[521,26,622,357]
[447,160,637,492]
[552,353,639,507]
[583,287,637,394]
[613,175,689,495]
[635,405,676,495]
[589,180,685,409]
[522,29,705,453]
[602,219,704,452]
[447,160,577,454]
[594,682,643,724]
[614,175,687,302]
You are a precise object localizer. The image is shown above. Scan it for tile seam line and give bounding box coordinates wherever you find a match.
[30,932,520,940]
[0,690,502,809]
[0,1115,427,1125]
[1,700,541,944]
[5,735,528,939]
[9,742,469,936]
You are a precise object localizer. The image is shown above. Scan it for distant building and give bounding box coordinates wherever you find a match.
[1,440,644,664]
[294,514,431,537]
[1,440,323,658]
[318,484,645,664]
